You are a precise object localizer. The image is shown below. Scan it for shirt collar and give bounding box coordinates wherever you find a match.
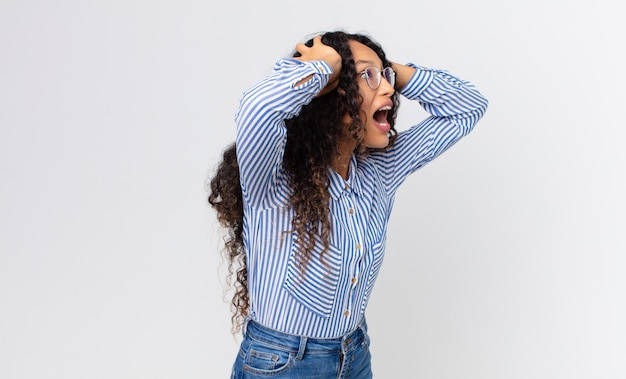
[328,156,362,200]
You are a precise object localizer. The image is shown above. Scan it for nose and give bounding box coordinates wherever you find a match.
[379,75,395,96]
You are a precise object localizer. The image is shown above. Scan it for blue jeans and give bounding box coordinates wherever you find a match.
[230,318,373,378]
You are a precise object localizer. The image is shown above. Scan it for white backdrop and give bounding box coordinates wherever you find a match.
[1,0,625,378]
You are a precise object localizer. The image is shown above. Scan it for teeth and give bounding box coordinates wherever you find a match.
[378,105,392,111]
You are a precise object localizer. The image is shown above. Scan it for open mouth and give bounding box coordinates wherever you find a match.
[373,105,391,130]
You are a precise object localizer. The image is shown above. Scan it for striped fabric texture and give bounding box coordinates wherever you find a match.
[234,58,488,338]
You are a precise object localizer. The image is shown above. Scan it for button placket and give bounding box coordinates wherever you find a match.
[341,188,364,320]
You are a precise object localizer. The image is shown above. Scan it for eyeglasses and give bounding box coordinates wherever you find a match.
[358,66,396,90]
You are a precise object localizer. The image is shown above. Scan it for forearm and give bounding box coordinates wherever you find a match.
[400,63,488,121]
[372,64,488,192]
[235,58,331,207]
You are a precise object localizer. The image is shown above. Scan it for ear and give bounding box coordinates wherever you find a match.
[337,87,346,96]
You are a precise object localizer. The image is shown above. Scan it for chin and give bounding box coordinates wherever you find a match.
[365,138,390,150]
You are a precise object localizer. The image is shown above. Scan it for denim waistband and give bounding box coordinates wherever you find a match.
[242,318,369,359]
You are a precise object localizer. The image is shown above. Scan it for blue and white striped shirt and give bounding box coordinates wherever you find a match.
[234,58,488,338]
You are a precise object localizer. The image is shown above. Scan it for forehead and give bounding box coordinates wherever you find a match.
[348,40,382,68]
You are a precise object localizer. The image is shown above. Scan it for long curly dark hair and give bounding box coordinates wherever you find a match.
[208,31,400,333]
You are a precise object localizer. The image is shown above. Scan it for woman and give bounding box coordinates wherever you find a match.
[209,31,488,378]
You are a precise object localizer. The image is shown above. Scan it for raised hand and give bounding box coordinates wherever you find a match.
[294,36,342,96]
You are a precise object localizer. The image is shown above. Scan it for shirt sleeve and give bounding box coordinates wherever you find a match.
[235,58,332,209]
[370,63,489,195]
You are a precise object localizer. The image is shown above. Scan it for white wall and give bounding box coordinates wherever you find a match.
[1,0,624,378]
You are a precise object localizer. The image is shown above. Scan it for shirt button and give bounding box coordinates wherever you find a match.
[348,208,354,215]
[356,243,361,250]
[344,310,350,316]
[344,184,349,190]
[351,277,358,284]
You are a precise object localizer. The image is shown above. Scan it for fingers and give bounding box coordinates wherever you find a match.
[295,36,323,57]
[295,43,306,57]
[390,62,416,91]
[293,35,342,96]
[311,35,323,45]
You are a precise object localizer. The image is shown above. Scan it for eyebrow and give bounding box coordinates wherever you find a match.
[354,59,381,68]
